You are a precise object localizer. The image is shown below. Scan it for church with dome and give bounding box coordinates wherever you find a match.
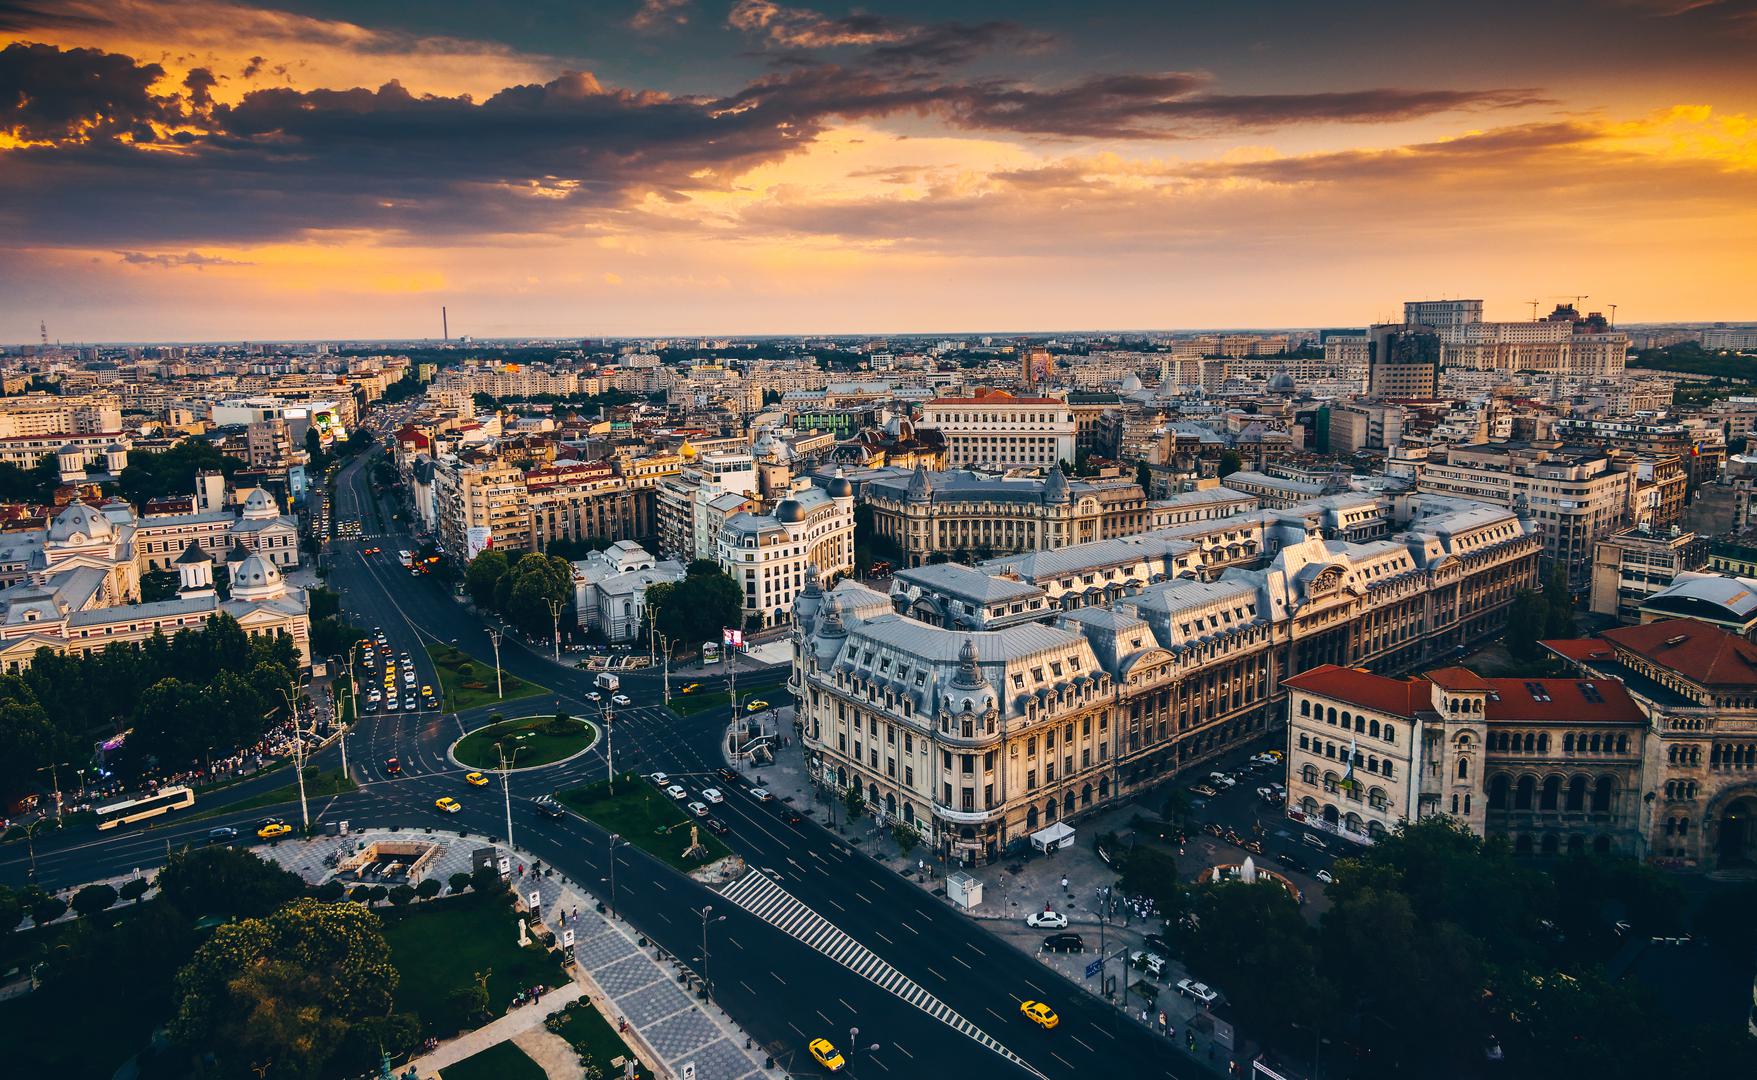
[0,493,311,672]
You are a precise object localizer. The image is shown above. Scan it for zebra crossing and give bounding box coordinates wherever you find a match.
[719,869,1044,1078]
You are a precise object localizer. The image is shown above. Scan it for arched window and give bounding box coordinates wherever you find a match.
[1300,699,1311,717]
[1341,711,1351,728]
[1540,775,1561,811]
[1567,775,1587,812]
[1369,719,1380,738]
[1616,734,1628,754]
[1489,774,1510,809]
[1383,724,1395,745]
[1302,764,1317,784]
[1515,775,1536,810]
[1564,733,1574,752]
[1591,776,1614,814]
[1327,707,1337,725]
[1537,734,1549,753]
[1457,757,1470,780]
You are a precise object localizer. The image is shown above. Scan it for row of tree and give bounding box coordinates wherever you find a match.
[464,549,575,639]
[1124,817,1757,1078]
[0,614,301,801]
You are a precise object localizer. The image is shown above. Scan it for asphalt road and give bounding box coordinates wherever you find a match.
[1,449,1205,1080]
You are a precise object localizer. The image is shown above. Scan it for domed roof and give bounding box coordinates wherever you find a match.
[826,472,853,499]
[229,552,284,596]
[1120,373,1143,392]
[774,499,805,524]
[174,540,212,565]
[1268,371,1297,391]
[105,442,127,454]
[1043,465,1071,504]
[48,500,113,543]
[678,441,698,460]
[58,441,83,456]
[241,487,278,519]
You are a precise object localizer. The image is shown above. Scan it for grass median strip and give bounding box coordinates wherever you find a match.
[669,676,790,718]
[559,773,733,872]
[453,713,596,770]
[428,643,545,712]
[181,767,356,824]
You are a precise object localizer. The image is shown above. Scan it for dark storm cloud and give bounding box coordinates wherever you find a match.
[0,1,100,33]
[116,249,251,267]
[723,65,1546,139]
[0,39,1549,249]
[728,1,1053,68]
[0,41,173,143]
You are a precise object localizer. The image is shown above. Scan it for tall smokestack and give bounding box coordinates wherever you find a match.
[442,306,449,341]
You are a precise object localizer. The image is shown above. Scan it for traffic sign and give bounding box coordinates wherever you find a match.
[1084,958,1102,978]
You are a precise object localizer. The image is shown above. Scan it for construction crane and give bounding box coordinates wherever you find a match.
[1525,299,1541,320]
[1608,303,1618,328]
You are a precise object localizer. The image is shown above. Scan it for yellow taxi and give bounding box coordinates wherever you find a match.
[435,796,462,814]
[256,820,293,839]
[680,682,701,694]
[1020,1000,1059,1030]
[745,700,769,713]
[807,1038,845,1071]
[464,771,490,787]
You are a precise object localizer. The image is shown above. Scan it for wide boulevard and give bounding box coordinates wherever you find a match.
[0,449,1197,1080]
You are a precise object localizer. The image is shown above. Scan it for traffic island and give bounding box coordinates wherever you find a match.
[558,774,736,874]
[452,714,597,771]
[428,643,546,712]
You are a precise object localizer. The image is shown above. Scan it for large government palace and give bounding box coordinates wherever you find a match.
[791,485,1542,865]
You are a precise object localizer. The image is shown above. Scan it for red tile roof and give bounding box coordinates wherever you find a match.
[1597,618,1757,688]
[1481,678,1644,725]
[1540,638,1614,663]
[1426,667,1496,691]
[1281,664,1431,719]
[927,389,1064,406]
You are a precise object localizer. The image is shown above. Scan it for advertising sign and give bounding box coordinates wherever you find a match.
[466,526,494,561]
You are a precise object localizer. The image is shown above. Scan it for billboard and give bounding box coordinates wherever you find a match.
[466,526,494,560]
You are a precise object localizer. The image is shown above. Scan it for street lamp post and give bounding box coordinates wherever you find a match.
[35,762,66,820]
[603,705,616,794]
[547,597,563,664]
[695,904,727,1007]
[486,628,504,699]
[497,743,521,849]
[280,681,312,830]
[605,833,622,918]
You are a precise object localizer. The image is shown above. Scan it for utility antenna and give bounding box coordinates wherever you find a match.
[442,306,449,342]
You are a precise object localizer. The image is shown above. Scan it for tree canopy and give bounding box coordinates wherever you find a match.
[647,562,743,646]
[172,898,399,1079]
[118,437,245,505]
[157,844,307,920]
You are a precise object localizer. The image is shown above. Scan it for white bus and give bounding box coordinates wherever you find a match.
[95,785,196,831]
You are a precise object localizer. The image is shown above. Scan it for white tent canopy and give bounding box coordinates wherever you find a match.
[1029,821,1076,852]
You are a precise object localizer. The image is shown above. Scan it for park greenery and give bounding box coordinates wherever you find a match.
[0,614,302,803]
[560,773,733,871]
[645,558,745,644]
[0,452,61,504]
[0,845,563,1077]
[427,643,545,712]
[1506,566,1579,662]
[1141,817,1757,1079]
[464,549,575,639]
[1628,340,1757,381]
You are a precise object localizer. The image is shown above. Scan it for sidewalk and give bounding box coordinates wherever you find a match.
[264,829,781,1080]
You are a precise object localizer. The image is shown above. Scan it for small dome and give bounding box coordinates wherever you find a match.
[775,499,805,524]
[1120,373,1143,392]
[678,441,697,460]
[241,488,278,519]
[826,475,853,499]
[105,442,127,454]
[58,442,83,457]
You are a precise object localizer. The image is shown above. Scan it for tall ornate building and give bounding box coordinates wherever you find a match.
[792,495,1539,865]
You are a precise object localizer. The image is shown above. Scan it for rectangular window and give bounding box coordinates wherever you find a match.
[1027,769,1038,791]
[905,766,914,786]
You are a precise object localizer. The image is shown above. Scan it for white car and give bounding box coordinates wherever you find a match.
[612,694,631,707]
[687,801,709,817]
[1315,869,1335,885]
[751,787,772,802]
[1208,772,1237,789]
[1130,950,1167,978]
[701,787,724,804]
[665,785,688,800]
[1176,978,1221,1005]
[586,691,603,702]
[649,772,670,786]
[1025,910,1068,929]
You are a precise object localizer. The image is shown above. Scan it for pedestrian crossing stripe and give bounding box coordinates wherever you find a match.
[719,870,1045,1079]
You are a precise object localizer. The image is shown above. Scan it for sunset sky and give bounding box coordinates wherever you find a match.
[2,0,1754,343]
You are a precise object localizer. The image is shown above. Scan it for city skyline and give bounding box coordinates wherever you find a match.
[3,0,1755,340]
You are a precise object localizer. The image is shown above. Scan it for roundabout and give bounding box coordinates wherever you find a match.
[450,712,598,771]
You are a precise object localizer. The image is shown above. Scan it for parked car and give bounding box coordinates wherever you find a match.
[1176,978,1221,1005]
[1189,783,1219,798]
[1042,932,1084,953]
[1315,868,1335,885]
[1144,933,1173,957]
[1026,910,1069,929]
[1130,950,1167,978]
[1207,771,1237,789]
